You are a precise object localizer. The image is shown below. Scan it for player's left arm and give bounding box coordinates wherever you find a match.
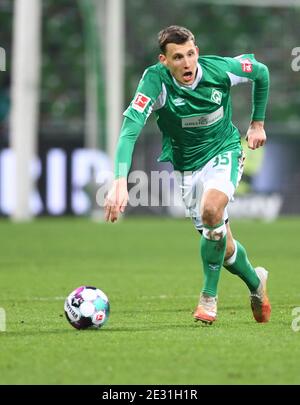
[225,54,270,150]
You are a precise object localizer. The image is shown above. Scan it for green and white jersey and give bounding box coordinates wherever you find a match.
[116,54,269,176]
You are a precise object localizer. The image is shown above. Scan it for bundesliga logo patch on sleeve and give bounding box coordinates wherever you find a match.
[240,58,253,73]
[132,93,151,113]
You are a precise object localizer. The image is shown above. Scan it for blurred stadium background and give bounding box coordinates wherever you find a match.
[1,0,300,386]
[1,0,300,220]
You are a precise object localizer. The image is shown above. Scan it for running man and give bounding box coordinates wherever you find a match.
[104,25,271,325]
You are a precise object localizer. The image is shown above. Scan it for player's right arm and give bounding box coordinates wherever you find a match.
[104,118,143,223]
[224,54,269,150]
[104,67,162,223]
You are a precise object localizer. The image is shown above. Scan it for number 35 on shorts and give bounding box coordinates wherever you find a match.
[212,152,230,167]
[211,150,245,188]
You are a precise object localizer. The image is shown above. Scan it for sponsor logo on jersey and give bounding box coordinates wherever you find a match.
[182,106,224,128]
[211,89,222,105]
[173,97,186,106]
[132,92,151,113]
[240,58,252,73]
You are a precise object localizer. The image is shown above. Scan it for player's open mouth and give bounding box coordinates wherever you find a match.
[183,71,193,81]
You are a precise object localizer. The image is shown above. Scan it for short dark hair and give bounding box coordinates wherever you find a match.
[158,25,195,54]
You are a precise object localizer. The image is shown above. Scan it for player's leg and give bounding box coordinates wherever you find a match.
[174,170,221,323]
[224,223,260,292]
[192,189,228,324]
[224,224,271,322]
[175,170,228,299]
[193,150,242,323]
[199,188,228,298]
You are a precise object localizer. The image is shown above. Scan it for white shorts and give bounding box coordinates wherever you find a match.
[175,150,244,231]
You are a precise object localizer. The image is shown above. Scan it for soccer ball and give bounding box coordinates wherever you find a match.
[64,286,110,330]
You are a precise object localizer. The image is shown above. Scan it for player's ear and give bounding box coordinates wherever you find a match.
[195,45,199,56]
[159,53,167,66]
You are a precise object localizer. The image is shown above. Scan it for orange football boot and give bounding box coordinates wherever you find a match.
[250,267,271,323]
[193,294,217,325]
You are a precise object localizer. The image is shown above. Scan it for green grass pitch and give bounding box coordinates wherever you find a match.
[0,217,300,385]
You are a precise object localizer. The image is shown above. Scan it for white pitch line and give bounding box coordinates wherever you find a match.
[30,296,65,301]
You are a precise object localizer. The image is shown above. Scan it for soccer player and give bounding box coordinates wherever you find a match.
[104,25,271,325]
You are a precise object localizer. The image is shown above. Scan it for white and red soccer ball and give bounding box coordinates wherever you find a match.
[64,286,110,330]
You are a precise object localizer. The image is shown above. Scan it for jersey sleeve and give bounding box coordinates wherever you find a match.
[114,117,143,178]
[123,67,163,125]
[114,67,162,179]
[224,54,270,121]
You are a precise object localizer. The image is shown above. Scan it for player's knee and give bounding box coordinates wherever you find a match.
[202,204,223,226]
[202,222,227,241]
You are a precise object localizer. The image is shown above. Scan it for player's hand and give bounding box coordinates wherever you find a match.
[246,121,266,150]
[104,177,129,223]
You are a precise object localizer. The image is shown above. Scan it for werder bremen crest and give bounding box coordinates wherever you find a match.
[211,89,222,105]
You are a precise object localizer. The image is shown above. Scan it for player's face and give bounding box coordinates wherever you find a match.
[159,41,199,85]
